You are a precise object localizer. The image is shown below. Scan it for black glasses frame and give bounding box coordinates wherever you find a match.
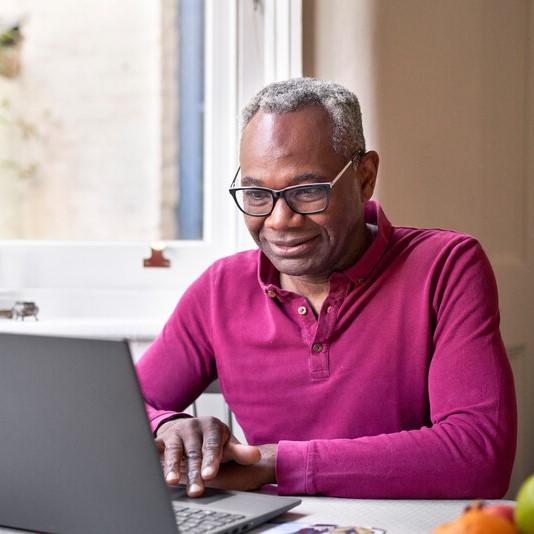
[228,150,364,217]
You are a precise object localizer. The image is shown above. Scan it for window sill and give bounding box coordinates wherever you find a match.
[0,287,177,339]
[0,316,163,340]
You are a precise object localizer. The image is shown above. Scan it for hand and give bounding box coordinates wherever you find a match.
[155,416,261,497]
[203,443,277,491]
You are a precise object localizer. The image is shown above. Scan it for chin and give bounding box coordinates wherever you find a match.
[268,256,321,277]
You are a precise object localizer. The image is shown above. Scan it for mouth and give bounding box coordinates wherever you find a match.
[267,235,320,258]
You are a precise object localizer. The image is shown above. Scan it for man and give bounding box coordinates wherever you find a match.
[137,78,516,499]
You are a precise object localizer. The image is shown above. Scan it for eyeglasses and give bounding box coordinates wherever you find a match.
[228,150,364,217]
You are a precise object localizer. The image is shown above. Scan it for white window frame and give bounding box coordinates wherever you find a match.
[0,0,302,298]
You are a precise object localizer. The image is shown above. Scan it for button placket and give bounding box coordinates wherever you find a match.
[288,296,316,346]
[307,297,343,379]
[309,341,329,379]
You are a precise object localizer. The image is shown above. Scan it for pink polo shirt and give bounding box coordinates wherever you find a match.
[137,201,516,498]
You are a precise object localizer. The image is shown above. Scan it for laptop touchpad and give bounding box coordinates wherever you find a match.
[169,486,234,504]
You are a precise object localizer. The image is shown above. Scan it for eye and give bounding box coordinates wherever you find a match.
[290,186,325,202]
[243,189,271,205]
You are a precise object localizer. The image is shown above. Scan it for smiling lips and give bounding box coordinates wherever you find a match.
[267,235,320,257]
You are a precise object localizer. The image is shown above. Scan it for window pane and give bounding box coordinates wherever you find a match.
[177,0,204,240]
[0,1,205,241]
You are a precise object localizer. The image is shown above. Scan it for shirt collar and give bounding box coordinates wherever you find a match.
[341,200,392,284]
[257,200,393,294]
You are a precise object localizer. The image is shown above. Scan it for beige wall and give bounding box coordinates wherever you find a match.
[303,0,534,496]
[304,0,530,250]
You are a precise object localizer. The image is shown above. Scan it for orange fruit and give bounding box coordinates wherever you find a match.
[485,503,516,524]
[432,507,517,534]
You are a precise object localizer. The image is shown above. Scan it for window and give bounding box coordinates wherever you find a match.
[0,0,302,298]
[1,0,209,242]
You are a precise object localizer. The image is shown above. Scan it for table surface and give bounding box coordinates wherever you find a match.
[0,497,511,534]
[254,497,511,534]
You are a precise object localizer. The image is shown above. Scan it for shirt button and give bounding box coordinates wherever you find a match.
[297,306,307,315]
[312,343,322,353]
[326,305,333,314]
[266,289,277,298]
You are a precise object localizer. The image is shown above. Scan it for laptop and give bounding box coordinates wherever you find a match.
[0,333,301,534]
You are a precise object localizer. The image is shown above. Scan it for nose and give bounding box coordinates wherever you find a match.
[264,196,304,231]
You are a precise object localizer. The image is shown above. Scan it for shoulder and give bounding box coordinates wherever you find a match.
[380,225,494,296]
[389,225,484,263]
[207,249,259,279]
[190,249,260,292]
[172,249,259,315]
[393,226,497,306]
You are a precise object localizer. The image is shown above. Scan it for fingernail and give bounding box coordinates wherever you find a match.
[166,471,177,482]
[202,466,214,478]
[189,483,202,494]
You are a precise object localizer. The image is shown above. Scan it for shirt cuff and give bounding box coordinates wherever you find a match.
[150,411,190,435]
[276,440,312,495]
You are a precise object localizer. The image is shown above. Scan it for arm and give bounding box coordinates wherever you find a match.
[275,239,517,498]
[136,267,261,496]
[136,271,217,433]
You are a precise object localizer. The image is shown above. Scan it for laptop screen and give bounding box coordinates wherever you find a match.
[0,333,179,534]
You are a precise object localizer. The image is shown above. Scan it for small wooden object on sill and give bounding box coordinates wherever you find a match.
[143,242,171,268]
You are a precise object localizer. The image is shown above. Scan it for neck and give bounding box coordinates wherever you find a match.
[280,273,330,315]
[280,223,374,315]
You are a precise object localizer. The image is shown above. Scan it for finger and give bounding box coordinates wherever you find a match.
[200,424,229,480]
[163,438,184,485]
[222,442,261,465]
[182,432,204,497]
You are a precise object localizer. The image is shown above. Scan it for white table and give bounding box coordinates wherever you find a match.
[0,498,512,534]
[254,497,513,534]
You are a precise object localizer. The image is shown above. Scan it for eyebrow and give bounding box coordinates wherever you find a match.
[240,172,329,187]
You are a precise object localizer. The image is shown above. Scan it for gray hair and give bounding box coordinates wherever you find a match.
[241,77,366,158]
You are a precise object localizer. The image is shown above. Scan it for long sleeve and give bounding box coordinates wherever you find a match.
[275,239,517,498]
[136,269,217,434]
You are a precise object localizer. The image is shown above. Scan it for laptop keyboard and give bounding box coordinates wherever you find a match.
[173,503,247,533]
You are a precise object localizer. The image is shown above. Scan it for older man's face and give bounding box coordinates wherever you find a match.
[239,106,375,279]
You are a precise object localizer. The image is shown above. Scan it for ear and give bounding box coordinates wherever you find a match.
[357,151,379,202]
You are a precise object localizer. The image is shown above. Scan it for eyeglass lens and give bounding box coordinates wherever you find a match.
[234,185,329,216]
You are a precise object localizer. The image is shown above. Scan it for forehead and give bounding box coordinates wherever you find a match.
[239,106,342,175]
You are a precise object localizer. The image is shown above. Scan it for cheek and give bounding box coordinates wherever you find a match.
[244,216,263,241]
[326,190,361,225]
[318,200,363,244]
[320,219,348,245]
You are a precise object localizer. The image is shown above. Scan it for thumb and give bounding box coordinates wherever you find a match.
[222,438,261,465]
